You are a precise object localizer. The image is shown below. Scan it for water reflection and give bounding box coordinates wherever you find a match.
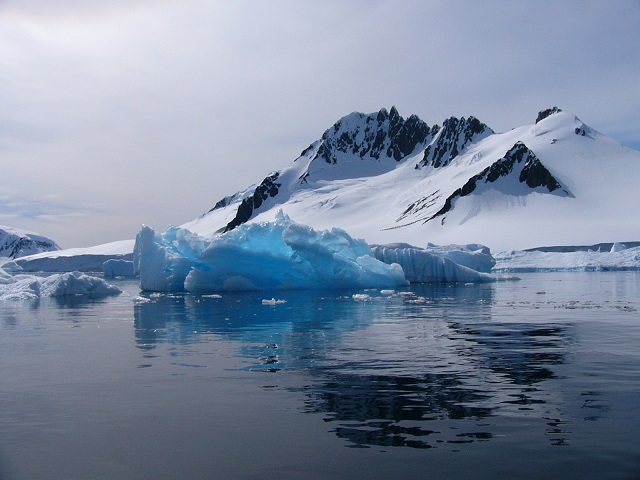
[132,283,578,449]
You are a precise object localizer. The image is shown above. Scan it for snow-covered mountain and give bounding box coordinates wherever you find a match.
[0,225,60,259]
[184,107,640,252]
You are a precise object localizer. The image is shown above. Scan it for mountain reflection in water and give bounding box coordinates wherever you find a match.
[133,282,577,449]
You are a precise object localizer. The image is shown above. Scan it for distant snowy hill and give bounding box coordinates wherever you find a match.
[0,225,60,259]
[184,107,640,252]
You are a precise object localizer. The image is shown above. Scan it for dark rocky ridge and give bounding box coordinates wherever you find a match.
[222,172,281,232]
[0,234,59,259]
[535,107,563,124]
[420,116,492,168]
[313,106,433,164]
[427,142,570,222]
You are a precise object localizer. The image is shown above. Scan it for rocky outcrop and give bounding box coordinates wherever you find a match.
[428,142,571,221]
[313,106,433,164]
[420,116,492,168]
[0,227,60,259]
[223,172,281,232]
[535,107,563,124]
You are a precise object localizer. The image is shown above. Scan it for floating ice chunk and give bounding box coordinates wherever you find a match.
[134,211,408,292]
[262,298,287,305]
[371,244,496,283]
[352,293,372,302]
[103,259,135,277]
[133,225,204,292]
[0,267,15,285]
[610,242,626,253]
[424,243,496,273]
[40,271,122,297]
[0,271,121,300]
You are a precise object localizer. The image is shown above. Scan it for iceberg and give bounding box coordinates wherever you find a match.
[134,211,409,292]
[103,259,135,278]
[371,244,496,283]
[0,271,122,301]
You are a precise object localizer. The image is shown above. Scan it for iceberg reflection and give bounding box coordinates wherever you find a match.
[133,282,577,449]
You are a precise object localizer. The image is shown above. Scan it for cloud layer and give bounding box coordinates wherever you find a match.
[1,0,639,247]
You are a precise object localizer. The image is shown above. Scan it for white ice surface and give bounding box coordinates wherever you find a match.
[371,244,496,283]
[494,245,640,272]
[0,271,122,300]
[9,239,134,272]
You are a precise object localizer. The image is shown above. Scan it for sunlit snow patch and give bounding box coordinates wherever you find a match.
[133,211,408,292]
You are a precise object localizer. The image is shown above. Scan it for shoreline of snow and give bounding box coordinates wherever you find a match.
[494,244,640,272]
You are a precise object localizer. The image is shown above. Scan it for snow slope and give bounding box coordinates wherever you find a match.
[185,107,640,252]
[0,225,60,259]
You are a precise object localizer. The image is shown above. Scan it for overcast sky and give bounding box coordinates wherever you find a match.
[1,0,639,248]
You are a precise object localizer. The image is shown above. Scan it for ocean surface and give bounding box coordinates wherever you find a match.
[1,272,639,479]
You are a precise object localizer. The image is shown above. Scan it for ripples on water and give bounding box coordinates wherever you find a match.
[1,272,639,479]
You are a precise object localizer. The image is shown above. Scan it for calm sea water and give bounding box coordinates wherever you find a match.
[0,272,639,480]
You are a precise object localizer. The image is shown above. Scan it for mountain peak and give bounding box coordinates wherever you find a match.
[420,115,493,168]
[310,107,432,167]
[535,106,563,124]
[188,106,640,251]
[0,225,60,259]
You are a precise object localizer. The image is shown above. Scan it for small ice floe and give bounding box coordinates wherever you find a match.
[262,298,287,306]
[352,293,372,302]
[396,291,416,297]
[202,294,223,299]
[133,296,151,304]
[380,289,395,295]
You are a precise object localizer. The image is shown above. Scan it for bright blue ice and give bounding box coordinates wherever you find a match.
[133,211,409,292]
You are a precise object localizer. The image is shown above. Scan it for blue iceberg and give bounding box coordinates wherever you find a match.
[133,211,408,292]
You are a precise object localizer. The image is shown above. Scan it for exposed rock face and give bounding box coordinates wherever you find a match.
[536,107,563,124]
[208,192,242,213]
[313,106,432,164]
[428,142,571,221]
[223,172,281,232]
[420,116,492,168]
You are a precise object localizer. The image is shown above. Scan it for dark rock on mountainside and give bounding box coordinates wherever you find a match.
[420,116,492,168]
[223,172,281,232]
[313,106,433,164]
[428,142,570,222]
[536,107,563,124]
[0,228,60,259]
